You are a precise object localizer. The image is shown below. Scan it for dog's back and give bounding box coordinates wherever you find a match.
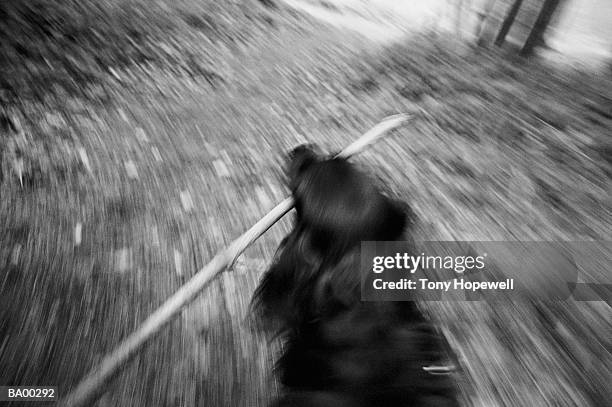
[253,146,459,407]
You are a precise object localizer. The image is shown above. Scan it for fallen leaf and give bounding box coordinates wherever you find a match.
[135,127,149,143]
[78,148,92,173]
[213,159,230,177]
[125,160,139,179]
[75,222,82,246]
[174,250,183,276]
[116,248,131,273]
[180,190,194,212]
[151,146,163,162]
[11,244,22,265]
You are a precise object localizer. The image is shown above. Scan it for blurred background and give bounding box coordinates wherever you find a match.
[0,0,611,406]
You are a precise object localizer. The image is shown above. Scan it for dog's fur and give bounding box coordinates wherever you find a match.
[252,145,459,407]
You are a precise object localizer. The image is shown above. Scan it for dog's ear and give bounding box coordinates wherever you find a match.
[286,144,321,189]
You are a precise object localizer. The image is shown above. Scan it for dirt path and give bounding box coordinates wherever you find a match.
[281,0,448,42]
[1,11,412,406]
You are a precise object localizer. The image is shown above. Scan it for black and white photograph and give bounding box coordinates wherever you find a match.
[1,0,611,406]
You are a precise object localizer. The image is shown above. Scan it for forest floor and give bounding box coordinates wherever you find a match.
[0,0,611,406]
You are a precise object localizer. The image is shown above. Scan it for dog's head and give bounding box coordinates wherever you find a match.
[286,144,409,256]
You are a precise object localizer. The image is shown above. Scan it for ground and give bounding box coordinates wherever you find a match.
[0,0,611,406]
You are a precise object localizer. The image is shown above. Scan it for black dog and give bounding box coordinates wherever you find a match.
[252,145,459,407]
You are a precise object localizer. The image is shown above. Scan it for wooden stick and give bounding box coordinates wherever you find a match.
[59,113,412,407]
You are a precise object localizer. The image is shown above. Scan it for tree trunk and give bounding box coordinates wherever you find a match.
[495,0,524,46]
[520,0,561,57]
[454,0,465,38]
[475,0,499,47]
